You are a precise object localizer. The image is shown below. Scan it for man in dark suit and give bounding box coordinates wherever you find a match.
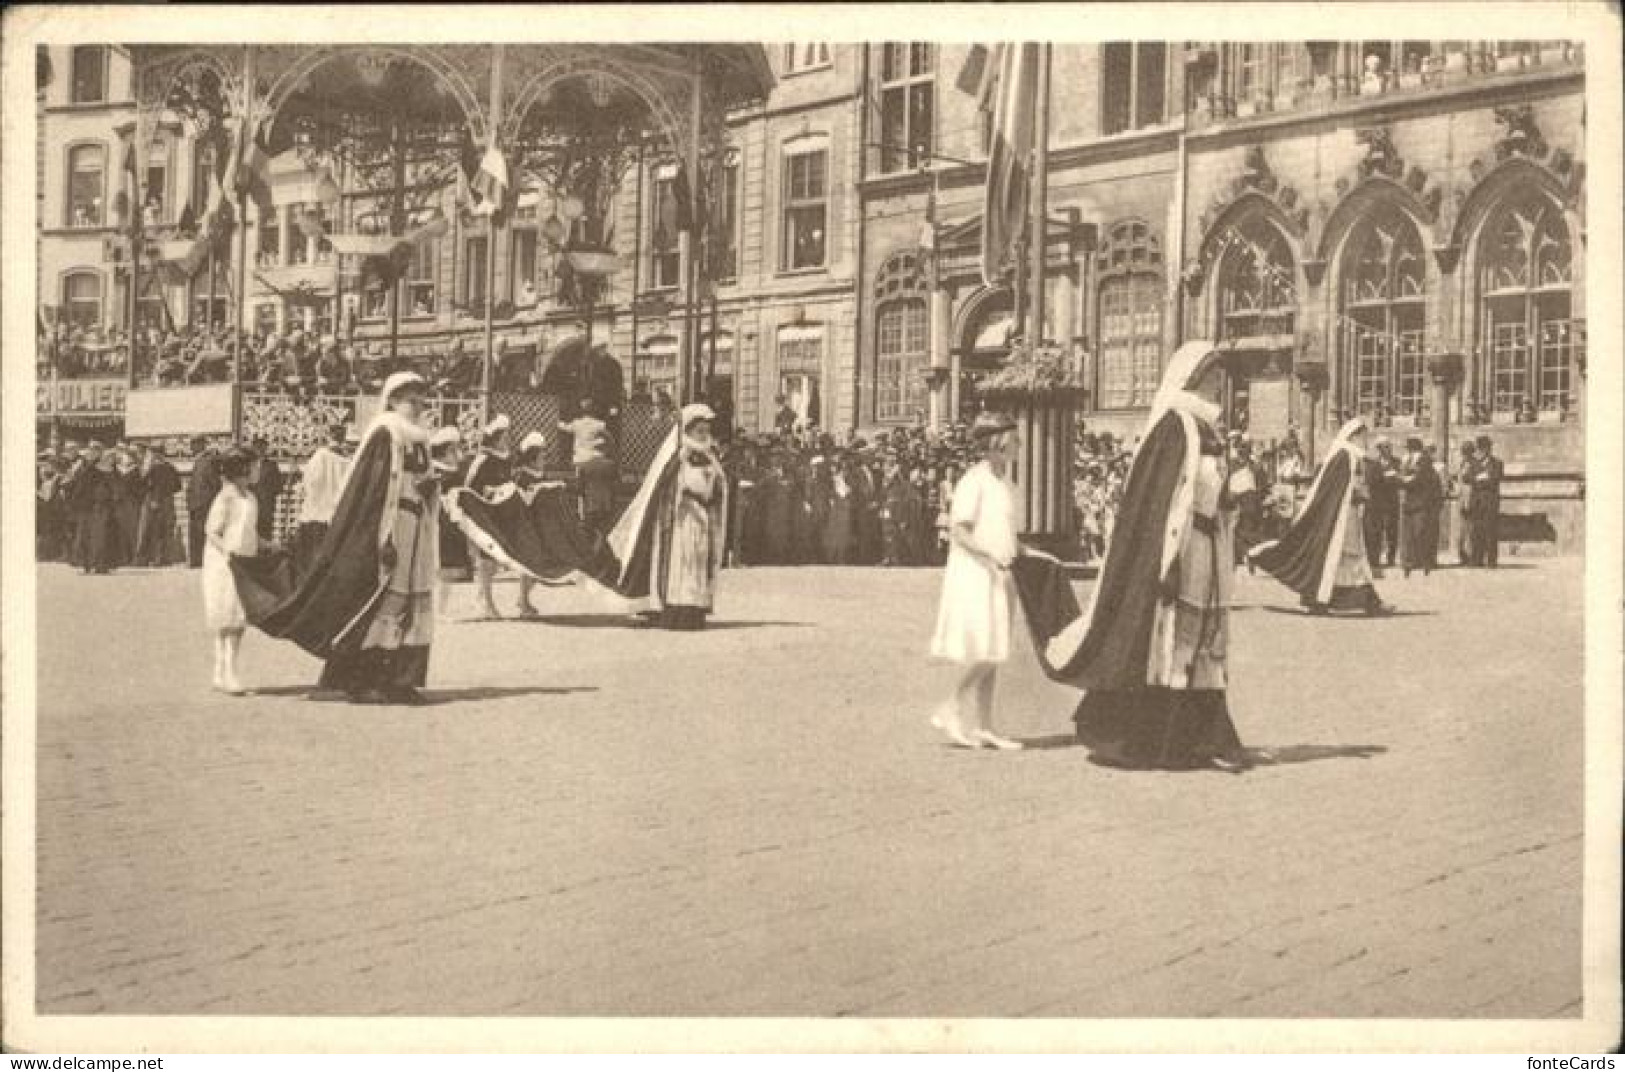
[251,435,285,544]
[1362,436,1401,569]
[186,436,221,568]
[1468,434,1504,567]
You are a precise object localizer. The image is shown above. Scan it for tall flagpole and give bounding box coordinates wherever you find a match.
[1026,43,1051,348]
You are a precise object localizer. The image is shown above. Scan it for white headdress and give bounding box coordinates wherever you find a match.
[379,371,427,406]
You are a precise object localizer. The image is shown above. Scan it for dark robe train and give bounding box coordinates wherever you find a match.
[1249,416,1389,616]
[1009,342,1246,772]
[232,375,441,702]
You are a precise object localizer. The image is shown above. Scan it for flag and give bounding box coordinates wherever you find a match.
[956,43,994,103]
[222,120,273,218]
[469,143,509,219]
[980,43,1039,287]
[117,138,140,235]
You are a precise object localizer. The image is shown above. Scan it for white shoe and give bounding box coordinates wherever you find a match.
[972,729,1024,751]
[930,706,980,749]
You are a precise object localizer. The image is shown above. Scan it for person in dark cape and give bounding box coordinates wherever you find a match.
[1009,342,1249,772]
[1248,416,1395,616]
[606,403,730,630]
[441,433,623,603]
[232,372,441,704]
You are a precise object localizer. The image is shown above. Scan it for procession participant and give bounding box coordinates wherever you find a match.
[1396,436,1443,578]
[464,414,514,619]
[1009,341,1248,771]
[429,425,469,619]
[513,431,551,619]
[202,447,259,695]
[135,443,181,566]
[292,424,351,581]
[606,403,729,631]
[928,411,1026,751]
[1249,415,1394,616]
[1467,435,1503,568]
[233,372,440,705]
[1363,437,1401,570]
[186,436,222,568]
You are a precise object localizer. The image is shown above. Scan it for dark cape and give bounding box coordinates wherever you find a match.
[1010,409,1187,689]
[230,425,395,660]
[1248,449,1352,603]
[1009,409,1244,770]
[442,481,621,591]
[606,437,730,611]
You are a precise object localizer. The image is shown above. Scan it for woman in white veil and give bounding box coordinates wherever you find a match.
[1010,341,1249,770]
[1249,415,1394,616]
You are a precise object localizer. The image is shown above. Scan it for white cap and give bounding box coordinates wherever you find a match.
[519,431,547,454]
[680,402,716,427]
[430,426,462,449]
[484,414,511,437]
[379,371,427,404]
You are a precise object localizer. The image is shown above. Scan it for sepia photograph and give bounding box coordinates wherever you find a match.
[1,2,1620,1055]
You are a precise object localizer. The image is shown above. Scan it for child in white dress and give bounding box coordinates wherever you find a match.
[202,447,259,695]
[929,411,1024,750]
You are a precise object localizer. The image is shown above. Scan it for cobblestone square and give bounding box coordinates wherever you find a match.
[34,557,1584,1019]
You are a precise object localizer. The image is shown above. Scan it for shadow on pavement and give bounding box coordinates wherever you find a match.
[1245,743,1388,765]
[421,685,598,704]
[522,614,809,631]
[1257,606,1438,619]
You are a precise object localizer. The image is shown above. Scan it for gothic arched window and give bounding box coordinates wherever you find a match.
[1216,215,1295,343]
[1338,205,1427,419]
[1478,192,1573,415]
[1095,220,1163,409]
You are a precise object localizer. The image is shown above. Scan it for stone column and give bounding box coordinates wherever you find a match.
[279,205,293,266]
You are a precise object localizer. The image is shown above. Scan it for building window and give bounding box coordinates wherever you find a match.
[638,335,679,404]
[142,140,170,227]
[1094,220,1164,408]
[255,208,280,267]
[1337,206,1427,419]
[464,235,488,307]
[1101,43,1166,136]
[510,228,538,304]
[783,43,832,75]
[782,144,828,271]
[404,240,437,317]
[1097,276,1162,409]
[777,323,825,426]
[65,144,105,228]
[62,271,102,328]
[710,152,740,283]
[1477,192,1573,415]
[649,163,681,290]
[876,299,928,422]
[70,46,107,105]
[1216,215,1296,342]
[879,42,935,173]
[255,302,279,334]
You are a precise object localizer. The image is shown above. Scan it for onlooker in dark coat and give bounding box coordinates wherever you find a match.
[186,437,222,568]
